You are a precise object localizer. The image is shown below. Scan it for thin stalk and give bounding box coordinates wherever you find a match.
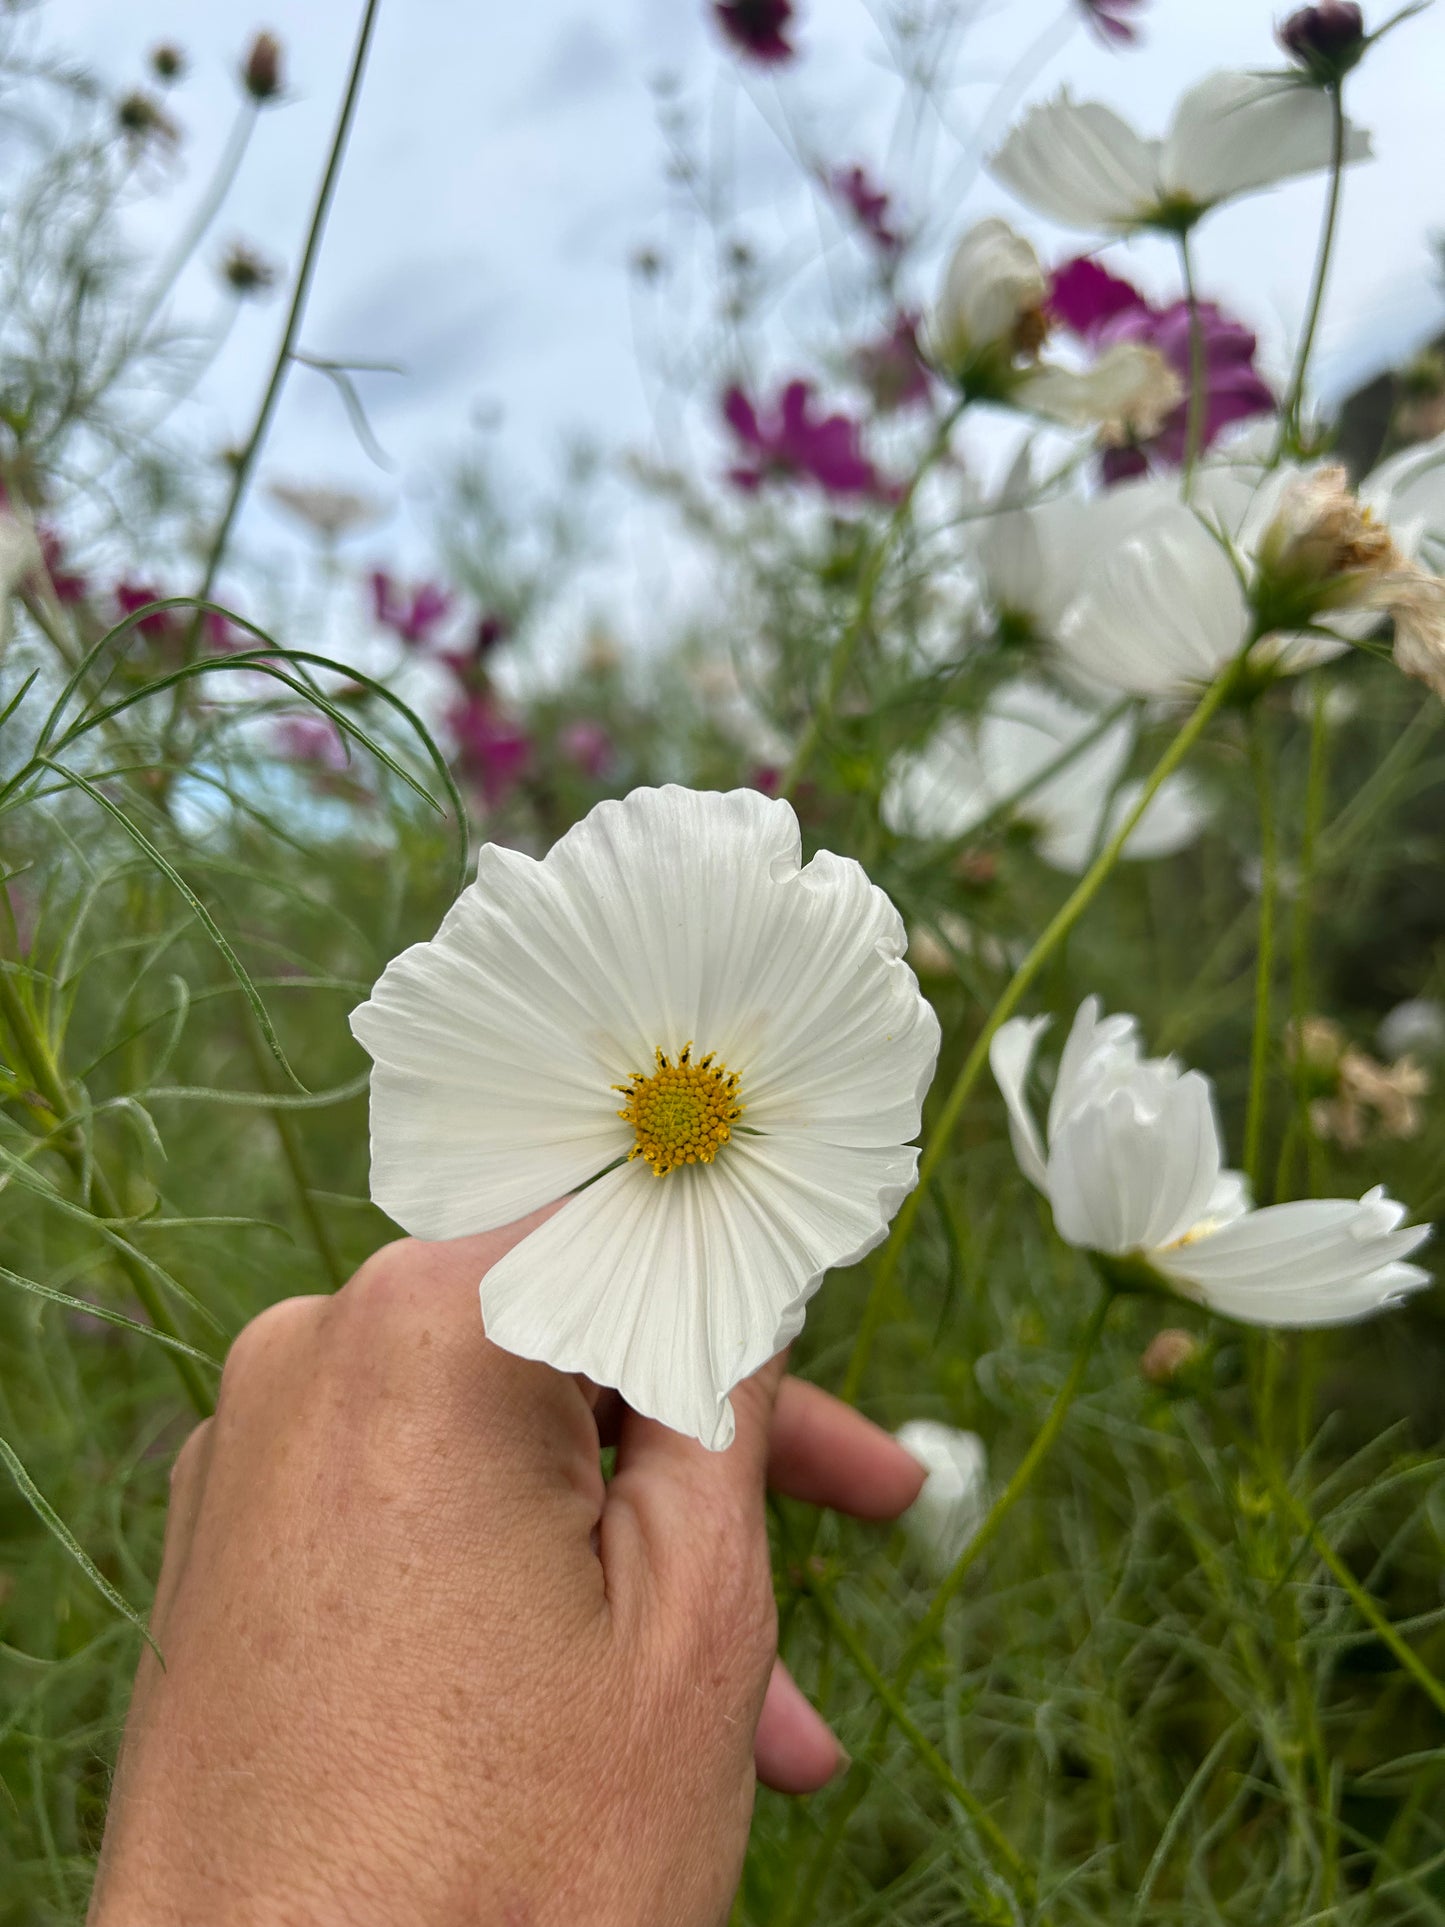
[782,401,964,800]
[187,0,383,645]
[1278,85,1348,450]
[841,664,1239,1405]
[789,1292,1111,1926]
[134,101,259,341]
[1280,681,1331,1202]
[1243,707,1277,1195]
[0,969,212,1415]
[1276,1480,1445,1721]
[239,1016,345,1290]
[1177,232,1207,491]
[803,1570,1034,1902]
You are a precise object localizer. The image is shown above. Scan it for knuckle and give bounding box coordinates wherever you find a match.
[335,1236,424,1325]
[218,1293,325,1401]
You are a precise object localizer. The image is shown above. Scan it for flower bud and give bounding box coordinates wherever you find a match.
[926,219,1048,393]
[1278,4,1366,83]
[221,241,278,298]
[1140,1328,1202,1387]
[116,90,178,145]
[241,31,284,103]
[895,1421,988,1576]
[150,43,186,83]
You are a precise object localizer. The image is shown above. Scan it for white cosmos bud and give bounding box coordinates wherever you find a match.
[927,219,1047,389]
[896,1420,988,1575]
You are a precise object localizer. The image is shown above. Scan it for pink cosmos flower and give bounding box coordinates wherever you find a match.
[370,571,453,647]
[558,719,614,779]
[714,0,795,62]
[831,165,902,255]
[38,529,86,603]
[1077,0,1147,43]
[1049,256,1273,483]
[442,611,512,686]
[723,380,891,498]
[449,695,531,807]
[276,714,350,773]
[853,314,932,414]
[114,583,238,655]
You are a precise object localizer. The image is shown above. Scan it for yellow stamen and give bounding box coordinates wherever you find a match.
[614,1042,744,1177]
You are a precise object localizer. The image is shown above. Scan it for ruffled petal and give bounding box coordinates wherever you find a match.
[988,1015,1052,1190]
[1049,995,1141,1137]
[1057,504,1252,697]
[1047,1065,1222,1254]
[1156,1187,1431,1325]
[1163,69,1372,208]
[479,1132,919,1450]
[989,92,1160,230]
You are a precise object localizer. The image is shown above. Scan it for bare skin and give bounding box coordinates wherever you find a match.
[89,1216,924,1926]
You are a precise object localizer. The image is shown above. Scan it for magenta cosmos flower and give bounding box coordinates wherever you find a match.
[831,165,902,254]
[723,380,891,499]
[449,694,532,808]
[370,571,453,648]
[1077,0,1147,43]
[714,0,795,62]
[1049,256,1273,483]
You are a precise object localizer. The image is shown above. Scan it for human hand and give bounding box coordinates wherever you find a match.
[89,1215,924,1927]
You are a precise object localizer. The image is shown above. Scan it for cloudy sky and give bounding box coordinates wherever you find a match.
[26,0,1445,643]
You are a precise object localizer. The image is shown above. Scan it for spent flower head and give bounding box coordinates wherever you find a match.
[241,31,284,103]
[351,787,939,1447]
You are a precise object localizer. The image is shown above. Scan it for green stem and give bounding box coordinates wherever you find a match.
[1178,233,1207,490]
[789,1292,1110,1926]
[1243,707,1277,1196]
[804,1571,1034,1902]
[1276,1481,1445,1721]
[841,664,1239,1405]
[1278,85,1347,451]
[782,401,964,801]
[239,1017,345,1290]
[186,0,383,648]
[0,969,212,1415]
[134,101,259,342]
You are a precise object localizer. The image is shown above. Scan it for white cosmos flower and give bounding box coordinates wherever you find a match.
[896,1420,988,1575]
[926,219,1180,435]
[350,786,941,1451]
[991,998,1431,1327]
[881,678,1208,875]
[989,70,1370,234]
[1056,437,1445,701]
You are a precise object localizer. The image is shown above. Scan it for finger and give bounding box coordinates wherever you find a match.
[603,1351,790,1612]
[767,1379,926,1519]
[754,1658,842,1794]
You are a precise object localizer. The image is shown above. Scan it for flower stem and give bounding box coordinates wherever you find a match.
[186,0,383,649]
[1243,706,1277,1195]
[1278,84,1348,451]
[801,1569,1034,1902]
[841,664,1238,1405]
[782,401,964,801]
[0,967,213,1416]
[789,1291,1112,1925]
[134,101,259,343]
[1177,232,1207,490]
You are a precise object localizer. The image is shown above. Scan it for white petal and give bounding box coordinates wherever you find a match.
[881,722,997,840]
[929,218,1045,368]
[1162,69,1372,208]
[896,1421,989,1576]
[1019,343,1181,440]
[736,847,941,1152]
[1087,771,1211,869]
[480,1133,920,1450]
[989,1015,1052,1191]
[1057,506,1252,698]
[1049,995,1142,1138]
[1047,1066,1223,1254]
[1363,432,1445,571]
[1157,1187,1431,1326]
[989,91,1160,230]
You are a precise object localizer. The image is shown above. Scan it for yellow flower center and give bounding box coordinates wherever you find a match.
[615,1044,744,1177]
